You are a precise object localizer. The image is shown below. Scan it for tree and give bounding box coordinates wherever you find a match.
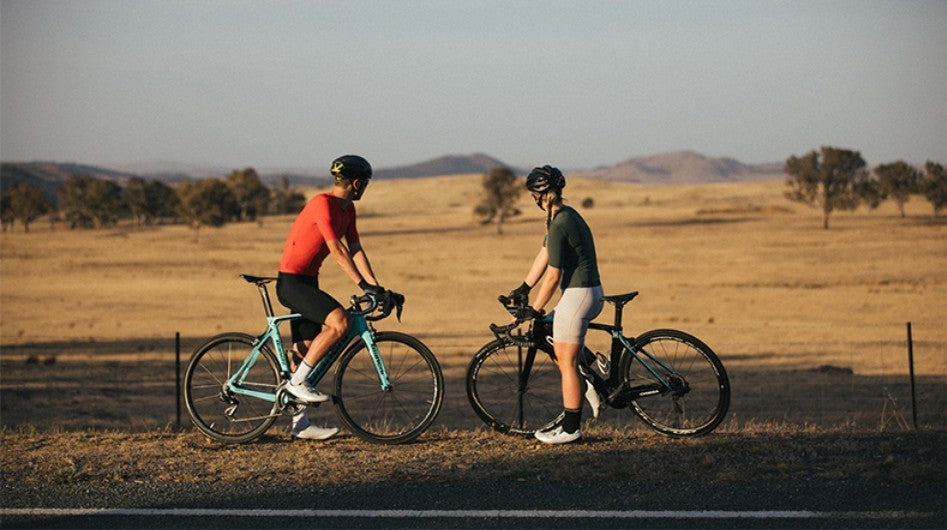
[57,174,125,229]
[176,179,237,239]
[853,170,883,211]
[6,182,50,233]
[124,177,150,226]
[270,176,307,215]
[1,193,15,231]
[474,166,521,234]
[123,177,181,226]
[145,180,180,224]
[921,161,947,217]
[784,146,867,229]
[874,161,921,217]
[226,167,270,222]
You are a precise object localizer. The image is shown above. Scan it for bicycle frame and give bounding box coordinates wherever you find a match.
[532,314,678,394]
[226,311,391,403]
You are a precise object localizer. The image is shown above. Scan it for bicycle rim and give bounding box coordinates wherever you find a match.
[333,332,443,444]
[184,333,280,444]
[466,339,562,436]
[621,329,730,437]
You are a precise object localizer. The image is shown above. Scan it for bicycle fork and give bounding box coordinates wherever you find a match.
[521,345,539,426]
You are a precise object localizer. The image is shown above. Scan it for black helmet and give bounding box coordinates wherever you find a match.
[331,155,372,181]
[526,165,565,193]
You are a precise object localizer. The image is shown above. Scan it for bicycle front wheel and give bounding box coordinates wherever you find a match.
[333,332,443,444]
[619,329,730,437]
[466,338,562,436]
[183,333,281,444]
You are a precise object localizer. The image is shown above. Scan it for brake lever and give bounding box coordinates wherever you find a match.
[381,291,405,322]
[393,293,404,322]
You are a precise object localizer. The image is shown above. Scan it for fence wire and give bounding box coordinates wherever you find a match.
[0,327,944,433]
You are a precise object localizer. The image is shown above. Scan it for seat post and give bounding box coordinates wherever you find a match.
[613,303,624,330]
[257,283,275,318]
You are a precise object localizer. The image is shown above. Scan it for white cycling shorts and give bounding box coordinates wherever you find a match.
[552,285,604,345]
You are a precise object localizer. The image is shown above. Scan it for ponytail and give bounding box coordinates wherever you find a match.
[542,189,563,233]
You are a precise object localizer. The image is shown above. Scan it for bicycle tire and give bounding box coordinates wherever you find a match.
[333,331,443,444]
[619,329,730,437]
[183,333,281,444]
[466,338,563,436]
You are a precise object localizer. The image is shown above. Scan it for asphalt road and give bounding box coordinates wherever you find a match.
[2,479,944,529]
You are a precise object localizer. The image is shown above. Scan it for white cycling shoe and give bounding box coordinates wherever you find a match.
[285,380,331,403]
[534,425,582,445]
[292,425,339,441]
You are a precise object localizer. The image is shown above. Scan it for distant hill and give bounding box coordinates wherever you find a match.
[103,161,331,188]
[373,153,519,179]
[0,161,137,200]
[0,161,331,196]
[572,150,785,185]
[2,151,785,200]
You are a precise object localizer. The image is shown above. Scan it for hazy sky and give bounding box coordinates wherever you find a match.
[2,0,945,171]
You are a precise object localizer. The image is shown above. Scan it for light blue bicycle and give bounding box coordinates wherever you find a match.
[183,274,443,444]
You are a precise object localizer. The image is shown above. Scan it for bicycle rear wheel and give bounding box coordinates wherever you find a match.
[183,333,281,444]
[619,329,730,437]
[466,338,563,435]
[333,332,443,444]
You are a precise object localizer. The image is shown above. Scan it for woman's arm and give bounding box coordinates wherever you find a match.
[531,264,560,314]
[524,246,549,287]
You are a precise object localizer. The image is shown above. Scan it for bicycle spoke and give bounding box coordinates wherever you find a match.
[467,340,562,435]
[625,331,729,437]
[183,335,280,444]
[334,333,442,444]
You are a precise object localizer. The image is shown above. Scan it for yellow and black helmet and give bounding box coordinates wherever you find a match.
[331,155,373,182]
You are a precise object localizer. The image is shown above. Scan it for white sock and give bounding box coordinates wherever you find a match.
[291,361,314,386]
[292,410,310,432]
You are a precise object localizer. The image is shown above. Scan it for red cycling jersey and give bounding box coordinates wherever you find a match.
[279,193,360,276]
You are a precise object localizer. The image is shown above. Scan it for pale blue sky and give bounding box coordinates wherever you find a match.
[2,0,945,170]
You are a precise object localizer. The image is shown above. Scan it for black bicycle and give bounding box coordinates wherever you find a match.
[466,291,730,437]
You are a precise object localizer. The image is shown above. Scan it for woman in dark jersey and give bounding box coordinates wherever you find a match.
[508,165,604,444]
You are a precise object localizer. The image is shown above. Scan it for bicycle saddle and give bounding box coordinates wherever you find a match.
[601,291,639,306]
[240,274,277,284]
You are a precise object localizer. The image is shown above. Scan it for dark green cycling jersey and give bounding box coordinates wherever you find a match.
[544,206,601,290]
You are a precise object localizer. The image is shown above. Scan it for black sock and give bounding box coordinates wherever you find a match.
[562,408,581,434]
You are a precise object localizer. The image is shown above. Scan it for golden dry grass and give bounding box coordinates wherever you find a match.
[1,176,944,377]
[1,177,946,485]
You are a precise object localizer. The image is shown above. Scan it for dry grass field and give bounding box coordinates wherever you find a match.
[1,176,945,432]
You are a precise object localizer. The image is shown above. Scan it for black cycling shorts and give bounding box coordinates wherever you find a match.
[276,272,343,343]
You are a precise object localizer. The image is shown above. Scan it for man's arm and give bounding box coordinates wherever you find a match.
[326,239,369,287]
[349,242,380,287]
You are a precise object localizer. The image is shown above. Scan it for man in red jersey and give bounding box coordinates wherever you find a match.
[276,155,386,439]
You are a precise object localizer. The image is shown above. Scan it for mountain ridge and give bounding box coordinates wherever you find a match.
[574,150,784,185]
[2,151,786,196]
